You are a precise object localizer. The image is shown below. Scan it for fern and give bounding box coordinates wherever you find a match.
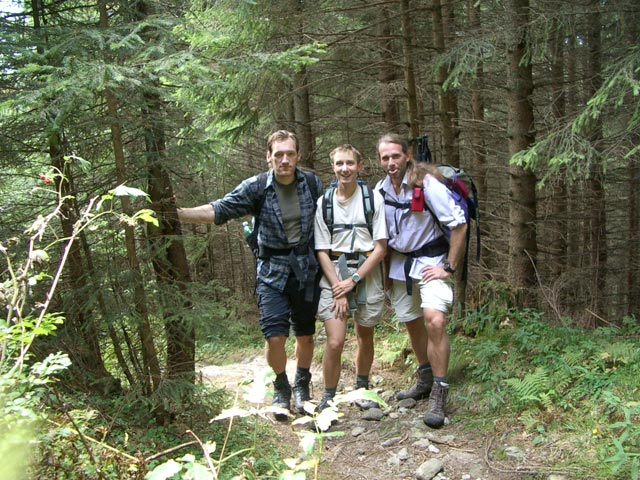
[505,366,551,409]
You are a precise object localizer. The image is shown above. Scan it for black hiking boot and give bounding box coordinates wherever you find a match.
[292,370,312,414]
[272,380,292,421]
[316,393,334,414]
[423,382,448,429]
[395,367,434,401]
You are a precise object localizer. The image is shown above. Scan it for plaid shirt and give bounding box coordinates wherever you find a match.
[211,168,323,292]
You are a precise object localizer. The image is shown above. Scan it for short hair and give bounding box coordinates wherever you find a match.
[267,130,299,154]
[329,144,364,164]
[376,133,409,156]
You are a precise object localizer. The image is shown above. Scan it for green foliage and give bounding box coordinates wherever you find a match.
[453,304,640,478]
[511,44,640,185]
[603,402,640,480]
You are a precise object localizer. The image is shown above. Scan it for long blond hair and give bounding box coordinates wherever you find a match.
[406,161,444,188]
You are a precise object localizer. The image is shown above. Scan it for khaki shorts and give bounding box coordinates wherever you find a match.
[388,278,453,322]
[318,263,384,328]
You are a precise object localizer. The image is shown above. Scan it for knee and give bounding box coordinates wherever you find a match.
[325,337,345,354]
[424,313,446,333]
[296,335,314,347]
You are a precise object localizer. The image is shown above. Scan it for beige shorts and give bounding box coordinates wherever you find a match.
[388,278,453,322]
[317,264,385,328]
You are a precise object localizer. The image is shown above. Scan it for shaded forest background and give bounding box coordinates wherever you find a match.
[1,0,638,414]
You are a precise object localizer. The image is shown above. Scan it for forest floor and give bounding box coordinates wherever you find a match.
[201,331,580,480]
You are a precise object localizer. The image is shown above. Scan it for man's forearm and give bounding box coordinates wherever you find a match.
[176,204,216,224]
[446,223,468,269]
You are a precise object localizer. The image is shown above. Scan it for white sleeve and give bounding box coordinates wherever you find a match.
[314,196,333,250]
[423,174,466,229]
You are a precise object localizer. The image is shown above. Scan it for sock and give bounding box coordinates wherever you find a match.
[323,387,337,398]
[356,375,369,389]
[418,363,432,372]
[433,376,448,385]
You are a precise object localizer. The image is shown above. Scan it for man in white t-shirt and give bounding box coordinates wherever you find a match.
[376,133,467,428]
[314,144,387,412]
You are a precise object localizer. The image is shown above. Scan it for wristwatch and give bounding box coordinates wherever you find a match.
[351,272,361,284]
[443,261,456,274]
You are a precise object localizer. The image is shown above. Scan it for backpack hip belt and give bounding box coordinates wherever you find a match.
[393,235,449,295]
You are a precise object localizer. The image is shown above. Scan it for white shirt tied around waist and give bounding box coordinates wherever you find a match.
[376,173,466,282]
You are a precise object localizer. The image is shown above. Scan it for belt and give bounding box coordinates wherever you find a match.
[396,236,449,295]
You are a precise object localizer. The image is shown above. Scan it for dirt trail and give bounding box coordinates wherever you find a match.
[201,339,569,480]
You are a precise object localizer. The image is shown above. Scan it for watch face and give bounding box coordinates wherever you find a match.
[352,273,361,283]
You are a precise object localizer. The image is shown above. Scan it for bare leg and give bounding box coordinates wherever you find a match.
[322,318,347,388]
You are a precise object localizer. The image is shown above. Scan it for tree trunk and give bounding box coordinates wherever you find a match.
[99,0,162,396]
[143,89,196,383]
[466,0,490,269]
[400,0,420,143]
[549,18,568,279]
[378,4,401,131]
[433,0,460,167]
[293,67,316,168]
[507,0,538,300]
[586,3,606,317]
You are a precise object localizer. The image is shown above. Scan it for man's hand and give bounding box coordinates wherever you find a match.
[420,264,452,283]
[331,278,356,299]
[330,296,349,319]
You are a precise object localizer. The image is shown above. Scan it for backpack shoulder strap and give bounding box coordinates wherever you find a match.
[300,168,321,203]
[358,179,375,236]
[322,184,336,235]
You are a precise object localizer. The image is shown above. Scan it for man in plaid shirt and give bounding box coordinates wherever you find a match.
[178,130,323,418]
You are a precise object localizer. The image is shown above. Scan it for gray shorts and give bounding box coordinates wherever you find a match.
[317,264,384,328]
[388,278,453,322]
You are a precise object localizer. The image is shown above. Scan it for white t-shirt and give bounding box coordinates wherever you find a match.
[314,184,387,252]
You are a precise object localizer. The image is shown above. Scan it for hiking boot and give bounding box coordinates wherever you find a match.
[292,370,312,414]
[396,367,434,401]
[272,380,292,420]
[316,394,334,413]
[423,382,448,429]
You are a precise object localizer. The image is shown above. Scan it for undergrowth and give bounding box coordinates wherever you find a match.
[450,307,640,479]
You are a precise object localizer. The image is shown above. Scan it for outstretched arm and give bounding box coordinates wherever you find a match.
[177,205,216,224]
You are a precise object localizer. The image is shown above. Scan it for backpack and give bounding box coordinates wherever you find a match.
[244,169,321,257]
[321,178,375,237]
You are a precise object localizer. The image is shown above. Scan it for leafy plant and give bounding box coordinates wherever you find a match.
[604,402,640,480]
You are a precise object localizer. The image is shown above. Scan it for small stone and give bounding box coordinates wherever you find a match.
[428,444,440,454]
[387,454,400,467]
[351,426,366,437]
[505,446,525,460]
[362,407,384,421]
[397,447,410,461]
[381,436,402,447]
[397,397,417,409]
[425,432,456,444]
[461,475,471,480]
[412,438,431,449]
[416,458,444,480]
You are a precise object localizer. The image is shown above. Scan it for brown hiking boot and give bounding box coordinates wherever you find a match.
[292,370,312,414]
[395,367,434,401]
[423,382,448,428]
